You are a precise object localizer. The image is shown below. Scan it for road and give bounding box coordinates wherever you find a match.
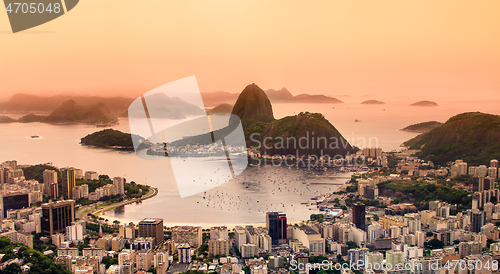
[75,186,157,224]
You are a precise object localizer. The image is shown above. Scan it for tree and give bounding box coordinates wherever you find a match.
[424,239,444,249]
[198,243,208,253]
[99,174,110,181]
[346,241,358,249]
[102,256,118,268]
[3,263,21,274]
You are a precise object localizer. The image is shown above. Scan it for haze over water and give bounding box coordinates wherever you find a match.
[0,99,499,225]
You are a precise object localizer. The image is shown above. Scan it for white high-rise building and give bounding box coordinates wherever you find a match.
[488,167,498,178]
[386,250,404,267]
[364,252,384,270]
[404,213,421,234]
[210,226,228,240]
[491,159,499,168]
[113,177,125,196]
[478,165,488,177]
[66,221,85,242]
[416,231,425,248]
[367,223,385,243]
[178,244,192,263]
[234,226,247,251]
[389,226,401,239]
[85,171,99,180]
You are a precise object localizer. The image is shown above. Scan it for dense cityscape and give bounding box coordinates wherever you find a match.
[1,148,499,274]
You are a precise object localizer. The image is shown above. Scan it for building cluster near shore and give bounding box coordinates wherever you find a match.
[1,153,500,274]
[0,160,126,253]
[0,160,126,217]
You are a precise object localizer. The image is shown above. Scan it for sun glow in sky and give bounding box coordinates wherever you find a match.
[0,0,499,101]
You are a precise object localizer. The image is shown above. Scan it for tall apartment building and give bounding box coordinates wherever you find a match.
[469,166,479,175]
[210,226,228,240]
[488,167,498,179]
[491,159,499,168]
[292,226,325,256]
[241,243,259,258]
[479,165,488,177]
[171,226,203,248]
[154,251,170,273]
[484,177,495,191]
[120,225,136,240]
[352,203,366,231]
[362,148,382,158]
[113,177,125,196]
[472,175,485,192]
[178,244,192,264]
[66,220,85,242]
[208,238,230,256]
[138,218,164,246]
[459,241,482,257]
[85,171,99,180]
[470,210,485,233]
[43,170,57,197]
[136,250,154,271]
[266,212,287,245]
[41,200,75,236]
[234,226,247,251]
[61,168,76,199]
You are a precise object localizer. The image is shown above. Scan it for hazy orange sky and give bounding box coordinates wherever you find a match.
[1,0,499,101]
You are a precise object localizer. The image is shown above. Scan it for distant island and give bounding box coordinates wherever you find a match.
[0,115,16,123]
[127,92,206,119]
[361,100,385,105]
[265,88,344,104]
[18,113,47,123]
[200,87,344,106]
[401,121,443,133]
[410,100,438,107]
[81,129,149,151]
[404,112,500,165]
[44,100,118,125]
[207,103,233,114]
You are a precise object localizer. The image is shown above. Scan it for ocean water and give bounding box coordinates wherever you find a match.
[0,99,498,225]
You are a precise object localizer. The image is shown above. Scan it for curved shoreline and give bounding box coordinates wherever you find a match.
[77,186,158,225]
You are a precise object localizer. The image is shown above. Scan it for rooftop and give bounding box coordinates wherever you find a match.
[298,226,319,235]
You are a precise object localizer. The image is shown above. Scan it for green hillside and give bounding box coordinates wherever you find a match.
[81,129,141,150]
[404,112,500,166]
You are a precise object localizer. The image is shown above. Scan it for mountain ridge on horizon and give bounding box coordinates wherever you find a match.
[0,93,134,114]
